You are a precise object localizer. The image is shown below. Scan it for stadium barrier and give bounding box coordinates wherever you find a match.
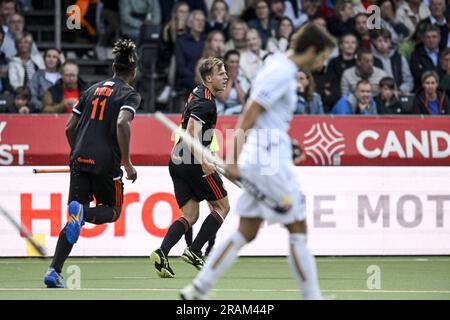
[1,115,450,166]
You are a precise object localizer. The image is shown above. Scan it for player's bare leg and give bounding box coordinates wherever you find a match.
[285,220,322,300]
[181,217,262,299]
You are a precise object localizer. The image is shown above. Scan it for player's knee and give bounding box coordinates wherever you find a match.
[183,214,198,226]
[111,206,122,222]
[211,200,230,218]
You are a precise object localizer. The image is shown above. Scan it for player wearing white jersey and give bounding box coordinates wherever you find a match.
[180,23,335,300]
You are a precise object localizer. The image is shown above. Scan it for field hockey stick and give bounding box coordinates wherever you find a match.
[0,205,47,257]
[33,168,70,174]
[154,112,291,214]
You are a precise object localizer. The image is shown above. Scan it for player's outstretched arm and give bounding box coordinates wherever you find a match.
[117,110,137,182]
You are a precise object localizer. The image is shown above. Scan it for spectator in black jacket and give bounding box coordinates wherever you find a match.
[410,25,442,90]
[326,0,355,38]
[324,33,358,110]
[175,10,206,91]
[420,0,449,49]
[413,70,450,115]
[0,27,12,96]
[205,0,230,40]
[374,77,404,114]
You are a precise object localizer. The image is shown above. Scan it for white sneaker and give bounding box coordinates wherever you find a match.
[157,85,172,104]
[180,284,208,300]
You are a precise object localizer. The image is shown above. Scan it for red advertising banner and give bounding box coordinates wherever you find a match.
[1,115,449,166]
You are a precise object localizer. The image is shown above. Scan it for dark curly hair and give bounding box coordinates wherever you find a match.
[112,39,138,76]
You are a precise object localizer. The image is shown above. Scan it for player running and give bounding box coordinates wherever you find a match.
[150,57,229,278]
[181,24,335,300]
[44,39,141,288]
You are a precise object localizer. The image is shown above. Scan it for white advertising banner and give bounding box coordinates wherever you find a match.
[1,166,450,256]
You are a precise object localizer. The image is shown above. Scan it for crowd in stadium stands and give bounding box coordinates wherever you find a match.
[1,0,450,115]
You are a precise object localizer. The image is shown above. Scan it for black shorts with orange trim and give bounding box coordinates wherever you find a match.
[68,170,124,207]
[169,159,227,208]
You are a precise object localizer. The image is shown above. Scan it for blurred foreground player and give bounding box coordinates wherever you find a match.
[181,24,335,300]
[44,39,141,288]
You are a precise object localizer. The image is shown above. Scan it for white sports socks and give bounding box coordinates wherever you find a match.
[287,233,322,300]
[193,231,248,293]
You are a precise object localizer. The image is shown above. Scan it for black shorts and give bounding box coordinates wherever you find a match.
[169,160,227,208]
[68,170,124,207]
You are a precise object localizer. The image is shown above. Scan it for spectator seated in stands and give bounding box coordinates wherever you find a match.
[438,48,450,97]
[224,19,248,53]
[353,13,371,49]
[341,48,387,96]
[410,24,442,90]
[216,49,250,115]
[1,12,41,59]
[205,0,230,40]
[239,28,268,84]
[41,61,87,114]
[8,32,44,90]
[266,16,294,53]
[175,9,206,92]
[372,28,414,94]
[0,27,12,95]
[332,79,378,115]
[395,0,430,41]
[194,30,226,84]
[119,0,161,42]
[326,0,356,38]
[283,0,322,29]
[420,0,449,49]
[376,0,410,46]
[11,85,31,113]
[412,70,450,115]
[156,1,190,105]
[269,0,285,23]
[374,77,404,114]
[0,0,17,34]
[248,0,277,49]
[29,48,64,112]
[324,33,358,111]
[295,69,324,114]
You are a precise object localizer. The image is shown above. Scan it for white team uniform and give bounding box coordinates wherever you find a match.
[236,52,305,225]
